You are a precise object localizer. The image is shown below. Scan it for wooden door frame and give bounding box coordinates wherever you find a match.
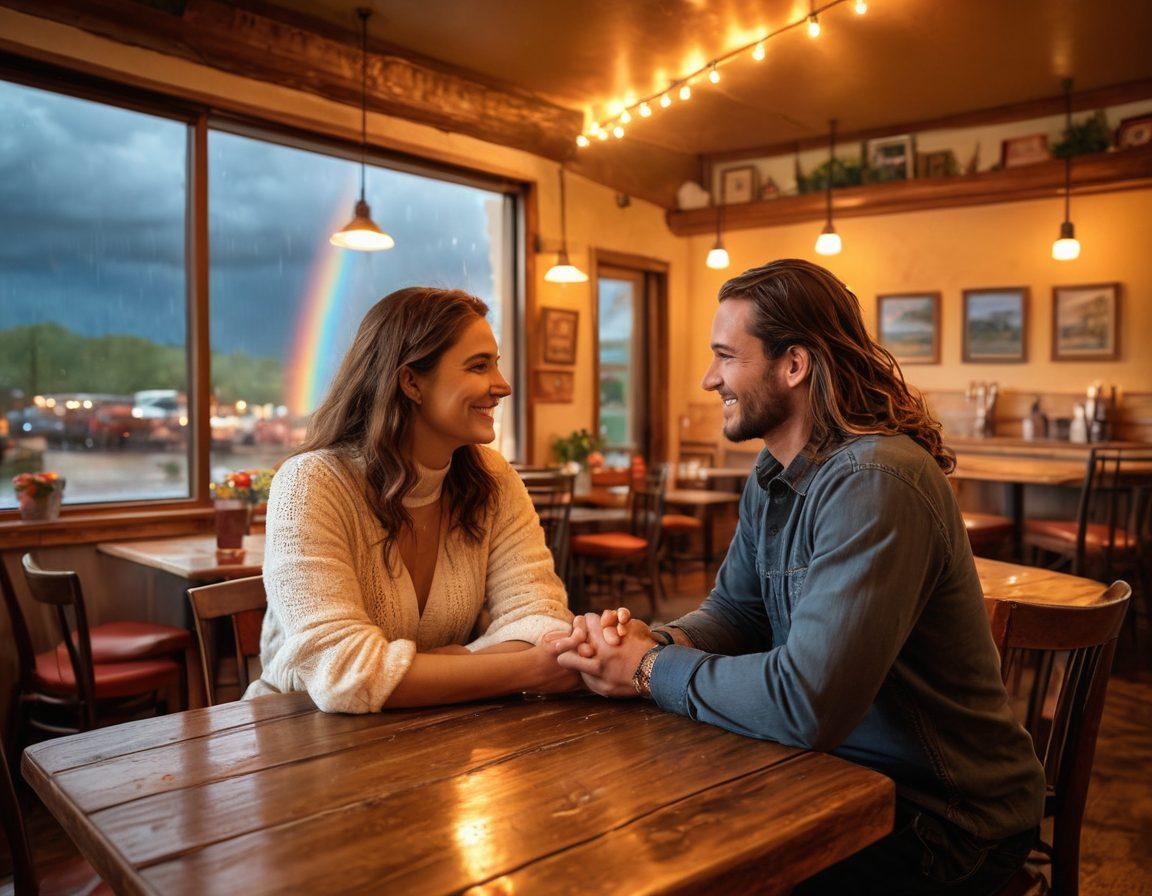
[589,249,670,463]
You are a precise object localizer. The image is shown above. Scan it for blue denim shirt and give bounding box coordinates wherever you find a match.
[649,434,1045,840]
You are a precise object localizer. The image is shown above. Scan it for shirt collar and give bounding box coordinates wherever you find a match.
[753,435,856,496]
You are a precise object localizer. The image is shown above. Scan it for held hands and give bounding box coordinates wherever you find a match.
[543,609,657,698]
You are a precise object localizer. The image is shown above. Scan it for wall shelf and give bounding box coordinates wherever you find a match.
[666,145,1152,236]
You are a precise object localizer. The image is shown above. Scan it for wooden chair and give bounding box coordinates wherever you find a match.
[1024,449,1151,631]
[569,465,668,617]
[5,555,187,766]
[985,584,1131,896]
[186,576,267,705]
[523,472,575,585]
[1,729,112,896]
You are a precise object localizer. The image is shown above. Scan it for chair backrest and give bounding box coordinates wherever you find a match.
[1073,448,1152,575]
[0,558,36,690]
[20,554,97,729]
[0,728,38,895]
[629,464,668,550]
[525,474,574,583]
[984,583,1130,893]
[186,576,267,705]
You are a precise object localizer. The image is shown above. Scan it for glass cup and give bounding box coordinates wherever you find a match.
[214,498,249,562]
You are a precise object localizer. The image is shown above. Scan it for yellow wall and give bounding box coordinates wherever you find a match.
[683,189,1152,411]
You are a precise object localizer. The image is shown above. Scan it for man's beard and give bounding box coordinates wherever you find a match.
[722,379,791,443]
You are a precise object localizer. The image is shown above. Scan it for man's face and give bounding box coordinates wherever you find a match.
[701,298,792,442]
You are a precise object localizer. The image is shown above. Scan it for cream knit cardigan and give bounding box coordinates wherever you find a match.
[244,447,572,713]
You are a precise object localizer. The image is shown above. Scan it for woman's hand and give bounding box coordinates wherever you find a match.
[523,641,584,694]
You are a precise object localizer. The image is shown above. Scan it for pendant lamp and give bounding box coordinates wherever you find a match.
[706,202,730,270]
[1051,78,1081,262]
[544,168,588,283]
[330,8,395,251]
[814,118,842,256]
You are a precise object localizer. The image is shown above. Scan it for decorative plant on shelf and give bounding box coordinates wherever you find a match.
[12,471,66,521]
[551,429,603,471]
[797,156,866,194]
[1051,109,1112,158]
[210,468,274,505]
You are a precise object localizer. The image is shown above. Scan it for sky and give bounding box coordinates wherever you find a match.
[0,78,506,367]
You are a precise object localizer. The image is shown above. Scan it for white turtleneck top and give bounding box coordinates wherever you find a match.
[245,446,572,713]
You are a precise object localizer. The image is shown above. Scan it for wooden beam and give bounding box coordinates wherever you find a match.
[706,78,1152,166]
[0,0,583,162]
[667,145,1152,236]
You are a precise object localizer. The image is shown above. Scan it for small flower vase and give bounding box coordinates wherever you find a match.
[214,498,248,561]
[17,479,66,522]
[574,467,592,496]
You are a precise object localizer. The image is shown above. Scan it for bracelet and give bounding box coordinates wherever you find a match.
[632,644,666,698]
[650,629,674,646]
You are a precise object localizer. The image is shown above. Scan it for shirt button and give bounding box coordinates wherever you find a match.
[768,525,779,536]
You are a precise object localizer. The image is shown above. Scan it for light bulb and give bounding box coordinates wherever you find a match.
[752,42,766,61]
[660,93,672,108]
[576,134,590,148]
[814,224,841,256]
[330,198,395,251]
[597,129,608,141]
[639,102,652,117]
[708,65,720,84]
[854,0,867,13]
[620,109,632,124]
[706,246,730,270]
[612,124,625,139]
[1052,221,1080,260]
[807,15,821,37]
[679,84,691,101]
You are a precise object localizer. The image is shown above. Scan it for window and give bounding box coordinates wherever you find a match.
[207,129,519,484]
[596,267,646,464]
[0,79,190,509]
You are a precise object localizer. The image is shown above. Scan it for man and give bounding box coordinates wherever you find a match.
[550,259,1044,895]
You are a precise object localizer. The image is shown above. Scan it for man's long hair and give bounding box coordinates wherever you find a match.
[287,287,499,564]
[719,259,955,473]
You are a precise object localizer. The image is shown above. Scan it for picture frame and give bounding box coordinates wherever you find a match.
[876,293,941,364]
[1116,114,1152,150]
[540,307,578,365]
[1051,283,1121,361]
[867,135,915,181]
[720,165,758,204]
[533,369,574,403]
[962,288,1029,363]
[1000,133,1050,168]
[915,150,957,179]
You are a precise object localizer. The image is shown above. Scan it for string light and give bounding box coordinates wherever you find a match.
[575,0,867,145]
[576,134,590,147]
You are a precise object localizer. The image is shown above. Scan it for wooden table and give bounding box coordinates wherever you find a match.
[22,695,894,896]
[974,557,1110,607]
[98,534,265,583]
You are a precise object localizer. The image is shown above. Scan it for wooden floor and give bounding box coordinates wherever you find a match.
[3,567,1150,895]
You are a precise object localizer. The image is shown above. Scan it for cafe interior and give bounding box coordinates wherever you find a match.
[1,1,1151,893]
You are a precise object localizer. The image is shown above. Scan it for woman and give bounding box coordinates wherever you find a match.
[245,287,578,712]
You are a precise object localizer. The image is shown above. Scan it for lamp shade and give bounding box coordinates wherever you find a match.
[814,224,842,256]
[330,199,395,251]
[1051,220,1080,261]
[544,248,588,283]
[706,246,730,270]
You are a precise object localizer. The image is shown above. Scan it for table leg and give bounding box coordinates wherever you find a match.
[1009,482,1025,562]
[702,507,714,578]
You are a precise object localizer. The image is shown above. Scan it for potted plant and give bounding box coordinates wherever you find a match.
[12,472,66,522]
[210,468,274,560]
[551,429,603,493]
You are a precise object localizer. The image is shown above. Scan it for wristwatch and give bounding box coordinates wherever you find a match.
[650,628,675,646]
[632,644,666,698]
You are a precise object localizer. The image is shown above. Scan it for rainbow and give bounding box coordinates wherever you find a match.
[285,197,360,417]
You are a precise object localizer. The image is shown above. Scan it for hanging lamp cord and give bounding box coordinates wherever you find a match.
[358,8,369,202]
[825,118,837,227]
[559,167,569,252]
[1062,78,1072,224]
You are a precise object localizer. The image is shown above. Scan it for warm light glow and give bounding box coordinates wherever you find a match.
[706,246,730,269]
[575,134,590,147]
[679,84,691,101]
[639,102,652,117]
[708,65,720,84]
[660,93,672,108]
[544,262,590,284]
[807,15,821,37]
[597,129,608,140]
[620,109,632,124]
[235,400,248,412]
[854,0,868,14]
[815,226,842,255]
[752,42,766,61]
[1052,237,1081,261]
[329,199,395,251]
[612,124,625,139]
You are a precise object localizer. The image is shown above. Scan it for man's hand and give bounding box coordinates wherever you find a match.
[543,607,635,658]
[554,612,657,698]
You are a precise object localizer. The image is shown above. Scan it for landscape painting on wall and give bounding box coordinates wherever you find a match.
[1052,283,1120,361]
[963,287,1028,363]
[877,293,940,364]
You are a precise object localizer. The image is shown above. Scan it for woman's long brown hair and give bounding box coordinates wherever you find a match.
[719,259,956,473]
[287,287,500,563]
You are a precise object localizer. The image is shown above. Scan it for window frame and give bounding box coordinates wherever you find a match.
[0,54,528,530]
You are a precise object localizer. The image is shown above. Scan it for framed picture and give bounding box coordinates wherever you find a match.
[867,135,915,181]
[1052,283,1121,361]
[1000,133,1050,168]
[876,293,941,364]
[963,288,1029,363]
[533,369,574,403]
[1116,114,1152,149]
[540,307,578,365]
[915,150,957,179]
[720,165,758,204]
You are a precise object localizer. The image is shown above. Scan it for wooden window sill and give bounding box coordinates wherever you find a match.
[0,506,215,551]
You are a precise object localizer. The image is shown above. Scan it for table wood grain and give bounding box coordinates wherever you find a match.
[98,534,264,582]
[974,557,1110,607]
[23,695,894,896]
[950,454,1086,487]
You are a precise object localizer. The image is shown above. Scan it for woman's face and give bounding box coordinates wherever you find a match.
[409,316,511,452]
